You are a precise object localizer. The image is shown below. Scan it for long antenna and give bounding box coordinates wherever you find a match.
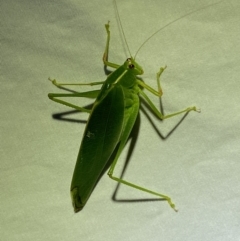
[134,0,224,59]
[113,0,133,58]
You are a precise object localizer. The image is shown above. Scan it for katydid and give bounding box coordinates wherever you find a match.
[48,0,223,212]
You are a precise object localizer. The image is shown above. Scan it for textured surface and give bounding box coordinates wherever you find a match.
[1,0,240,240]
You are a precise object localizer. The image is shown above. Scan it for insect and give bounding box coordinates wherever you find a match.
[48,0,223,212]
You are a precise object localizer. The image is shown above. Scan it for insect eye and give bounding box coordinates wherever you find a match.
[129,64,135,69]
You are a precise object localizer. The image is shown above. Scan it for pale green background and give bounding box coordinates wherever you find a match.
[1,0,240,240]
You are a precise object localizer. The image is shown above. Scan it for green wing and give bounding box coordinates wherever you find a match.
[71,85,125,212]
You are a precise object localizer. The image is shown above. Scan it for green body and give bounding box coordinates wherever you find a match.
[71,59,142,211]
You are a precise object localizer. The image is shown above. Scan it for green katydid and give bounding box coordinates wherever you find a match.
[48,0,223,212]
